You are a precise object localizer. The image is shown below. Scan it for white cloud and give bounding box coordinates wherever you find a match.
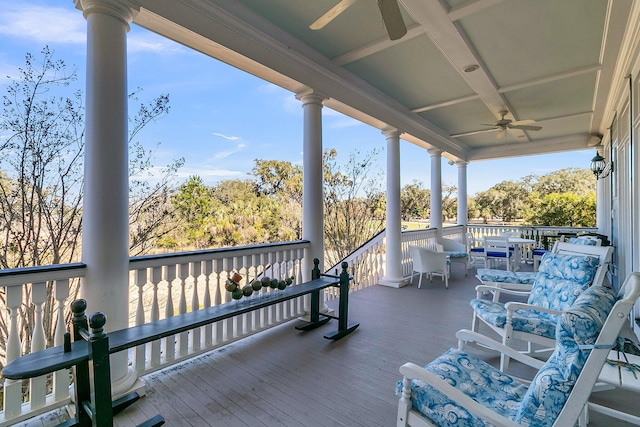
[210,133,247,160]
[0,3,183,54]
[128,31,185,54]
[0,5,85,44]
[212,132,240,141]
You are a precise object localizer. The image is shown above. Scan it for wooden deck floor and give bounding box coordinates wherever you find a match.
[21,264,640,426]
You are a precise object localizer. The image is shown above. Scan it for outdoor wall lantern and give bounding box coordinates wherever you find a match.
[590,150,613,179]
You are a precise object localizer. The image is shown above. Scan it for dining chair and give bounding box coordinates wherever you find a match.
[483,235,515,271]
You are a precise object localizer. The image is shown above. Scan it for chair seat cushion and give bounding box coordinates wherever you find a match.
[477,269,537,285]
[395,349,528,426]
[533,249,549,257]
[486,250,513,258]
[445,250,468,259]
[469,247,484,253]
[469,299,558,338]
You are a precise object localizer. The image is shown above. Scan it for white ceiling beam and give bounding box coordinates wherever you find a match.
[467,134,592,161]
[411,94,481,113]
[401,0,507,119]
[445,0,505,21]
[497,64,602,94]
[331,24,426,66]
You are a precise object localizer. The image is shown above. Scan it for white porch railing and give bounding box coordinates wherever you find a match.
[0,225,598,424]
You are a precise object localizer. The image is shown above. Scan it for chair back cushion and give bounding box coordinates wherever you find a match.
[514,285,618,425]
[526,253,598,319]
[568,237,598,246]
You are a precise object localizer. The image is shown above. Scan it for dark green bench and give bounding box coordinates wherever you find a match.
[3,260,357,426]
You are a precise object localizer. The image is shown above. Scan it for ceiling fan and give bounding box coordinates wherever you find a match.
[451,111,542,139]
[310,0,407,41]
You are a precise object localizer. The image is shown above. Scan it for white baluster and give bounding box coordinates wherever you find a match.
[190,261,201,352]
[177,263,189,357]
[134,268,147,374]
[203,260,213,347]
[295,248,304,315]
[164,265,176,361]
[214,259,225,344]
[233,255,244,338]
[4,285,23,418]
[53,279,70,402]
[150,266,162,367]
[29,282,47,410]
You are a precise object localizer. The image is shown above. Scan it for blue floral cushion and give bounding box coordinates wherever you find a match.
[395,349,529,427]
[568,237,598,246]
[477,269,537,285]
[471,253,599,337]
[514,285,618,425]
[527,253,599,320]
[469,299,558,338]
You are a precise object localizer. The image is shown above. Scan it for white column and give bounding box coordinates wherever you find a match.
[379,128,407,288]
[429,149,443,230]
[78,0,139,395]
[456,161,468,225]
[296,90,325,280]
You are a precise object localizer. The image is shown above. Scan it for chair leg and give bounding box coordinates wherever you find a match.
[418,273,423,289]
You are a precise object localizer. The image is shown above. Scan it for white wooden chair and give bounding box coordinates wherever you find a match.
[470,242,613,371]
[465,232,485,268]
[409,245,450,289]
[483,235,515,271]
[396,272,640,427]
[437,237,469,276]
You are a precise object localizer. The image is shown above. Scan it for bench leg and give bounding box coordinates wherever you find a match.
[324,262,359,340]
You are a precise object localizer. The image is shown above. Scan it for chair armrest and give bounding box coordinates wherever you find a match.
[399,362,521,427]
[504,302,562,317]
[474,285,531,299]
[455,329,546,370]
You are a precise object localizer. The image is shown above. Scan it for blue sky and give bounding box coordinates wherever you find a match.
[0,0,595,195]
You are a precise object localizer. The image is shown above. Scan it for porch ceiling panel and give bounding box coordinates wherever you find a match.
[342,36,476,110]
[129,0,639,163]
[457,0,608,87]
[417,98,496,137]
[502,72,599,122]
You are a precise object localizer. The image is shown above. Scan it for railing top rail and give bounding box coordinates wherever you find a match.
[0,262,86,287]
[128,240,311,268]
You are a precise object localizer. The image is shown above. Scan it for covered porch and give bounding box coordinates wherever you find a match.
[3,0,640,424]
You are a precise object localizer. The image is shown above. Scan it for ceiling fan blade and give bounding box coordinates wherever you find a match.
[377,0,407,40]
[310,0,359,30]
[510,124,542,131]
[510,119,536,126]
[450,128,498,138]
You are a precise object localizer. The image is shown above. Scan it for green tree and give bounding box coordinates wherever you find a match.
[323,148,385,269]
[251,159,303,239]
[441,183,457,222]
[0,47,182,364]
[400,180,430,220]
[530,168,594,196]
[526,193,596,226]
